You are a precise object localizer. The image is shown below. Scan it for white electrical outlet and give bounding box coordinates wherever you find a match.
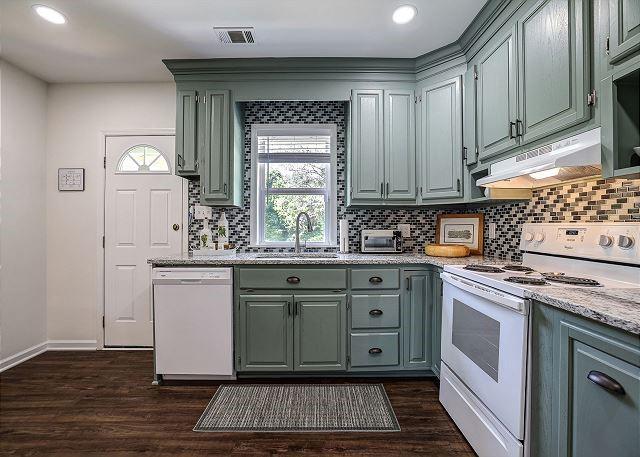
[398,224,411,237]
[194,205,213,219]
[489,222,496,239]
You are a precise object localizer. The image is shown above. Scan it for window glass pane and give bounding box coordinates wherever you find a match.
[264,194,326,243]
[266,163,328,189]
[116,145,170,173]
[148,154,169,172]
[258,135,331,154]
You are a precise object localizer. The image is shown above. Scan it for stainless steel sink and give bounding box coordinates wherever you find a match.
[256,253,339,259]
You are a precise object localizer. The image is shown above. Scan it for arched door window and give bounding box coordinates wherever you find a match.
[116,145,170,174]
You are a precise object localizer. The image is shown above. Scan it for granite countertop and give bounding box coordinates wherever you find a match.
[148,252,502,268]
[523,286,640,335]
[147,252,639,335]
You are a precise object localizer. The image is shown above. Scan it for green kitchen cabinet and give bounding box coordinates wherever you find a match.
[350,89,385,201]
[385,89,416,201]
[530,302,640,457]
[349,88,416,204]
[419,76,463,200]
[175,89,199,177]
[431,271,443,378]
[516,0,591,145]
[238,295,293,371]
[294,294,347,371]
[402,271,432,370]
[475,26,519,160]
[608,0,640,64]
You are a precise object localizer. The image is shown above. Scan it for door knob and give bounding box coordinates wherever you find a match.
[172,224,180,231]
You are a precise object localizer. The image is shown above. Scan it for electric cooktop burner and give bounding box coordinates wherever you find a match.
[464,265,504,273]
[543,275,602,287]
[504,276,548,285]
[502,265,536,272]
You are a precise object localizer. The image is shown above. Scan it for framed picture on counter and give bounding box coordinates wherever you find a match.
[435,213,484,255]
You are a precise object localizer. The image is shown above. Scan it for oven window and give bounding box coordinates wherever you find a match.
[452,298,500,381]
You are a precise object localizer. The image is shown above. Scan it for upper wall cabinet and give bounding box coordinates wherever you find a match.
[608,0,640,64]
[419,76,463,200]
[516,0,590,145]
[475,27,519,161]
[349,88,416,204]
[174,85,243,206]
[175,89,199,177]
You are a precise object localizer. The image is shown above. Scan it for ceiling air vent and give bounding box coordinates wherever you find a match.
[214,27,256,44]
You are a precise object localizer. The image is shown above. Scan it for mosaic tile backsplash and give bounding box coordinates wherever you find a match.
[188,101,640,262]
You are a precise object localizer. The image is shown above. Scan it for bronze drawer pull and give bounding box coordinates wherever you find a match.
[369,309,383,316]
[368,347,383,355]
[369,276,383,284]
[587,370,625,395]
[286,276,301,284]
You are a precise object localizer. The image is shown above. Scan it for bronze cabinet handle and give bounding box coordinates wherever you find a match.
[587,370,626,395]
[516,119,523,137]
[369,276,383,284]
[286,276,301,284]
[509,121,517,139]
[368,347,383,355]
[369,309,383,316]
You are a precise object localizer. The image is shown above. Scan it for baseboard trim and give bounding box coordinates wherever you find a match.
[47,340,98,351]
[0,342,48,372]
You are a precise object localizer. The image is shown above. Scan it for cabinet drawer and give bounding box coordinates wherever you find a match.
[351,295,400,329]
[351,269,400,290]
[350,332,400,367]
[239,268,347,290]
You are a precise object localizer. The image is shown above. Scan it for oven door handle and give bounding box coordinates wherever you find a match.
[441,272,528,314]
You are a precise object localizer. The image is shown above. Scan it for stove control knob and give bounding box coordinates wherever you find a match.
[534,232,545,242]
[598,235,613,247]
[524,232,534,242]
[617,235,635,250]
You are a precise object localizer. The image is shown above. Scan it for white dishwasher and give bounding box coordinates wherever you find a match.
[152,267,235,382]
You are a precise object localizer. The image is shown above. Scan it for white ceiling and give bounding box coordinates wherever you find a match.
[0,0,487,83]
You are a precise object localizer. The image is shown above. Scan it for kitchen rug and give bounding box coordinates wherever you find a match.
[193,384,400,432]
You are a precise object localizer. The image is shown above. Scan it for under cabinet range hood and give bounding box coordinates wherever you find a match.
[477,128,602,189]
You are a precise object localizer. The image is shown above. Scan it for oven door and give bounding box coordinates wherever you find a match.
[440,272,528,439]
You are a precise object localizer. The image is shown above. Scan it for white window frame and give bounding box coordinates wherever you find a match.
[250,123,338,247]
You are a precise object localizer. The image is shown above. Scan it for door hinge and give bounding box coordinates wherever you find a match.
[102,235,105,248]
[346,355,351,365]
[475,145,479,159]
[473,65,478,80]
[195,94,199,103]
[414,95,418,103]
[587,90,597,107]
[103,156,106,168]
[456,179,461,192]
[419,186,423,197]
[102,315,105,328]
[462,146,468,162]
[605,36,610,54]
[347,296,351,310]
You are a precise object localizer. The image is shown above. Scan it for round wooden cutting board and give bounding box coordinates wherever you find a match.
[424,243,470,258]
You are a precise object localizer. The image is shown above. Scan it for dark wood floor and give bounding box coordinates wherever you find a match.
[0,351,474,456]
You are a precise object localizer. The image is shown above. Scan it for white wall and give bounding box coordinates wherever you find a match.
[0,60,48,362]
[45,82,175,343]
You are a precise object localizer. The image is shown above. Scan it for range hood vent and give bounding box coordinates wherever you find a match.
[214,27,256,44]
[477,128,602,189]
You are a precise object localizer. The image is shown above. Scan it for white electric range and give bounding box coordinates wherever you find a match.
[439,222,639,457]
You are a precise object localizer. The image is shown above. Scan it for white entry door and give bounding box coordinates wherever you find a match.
[105,135,185,347]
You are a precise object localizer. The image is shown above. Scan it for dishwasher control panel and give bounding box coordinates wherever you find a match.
[153,267,232,282]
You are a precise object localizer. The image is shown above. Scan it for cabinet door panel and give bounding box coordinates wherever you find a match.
[420,77,463,199]
[463,67,478,166]
[239,295,293,371]
[431,272,443,377]
[570,341,640,457]
[351,90,384,200]
[384,89,416,200]
[476,28,519,160]
[202,90,230,202]
[403,272,432,369]
[517,0,589,144]
[294,295,346,371]
[175,90,198,176]
[609,0,640,63]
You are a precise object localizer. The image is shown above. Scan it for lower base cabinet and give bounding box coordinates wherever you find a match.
[530,302,640,457]
[238,293,346,372]
[403,271,432,369]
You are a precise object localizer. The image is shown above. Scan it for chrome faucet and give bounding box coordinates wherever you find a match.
[294,212,313,253]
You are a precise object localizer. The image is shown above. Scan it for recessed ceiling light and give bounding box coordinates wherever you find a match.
[32,4,67,24]
[392,5,417,24]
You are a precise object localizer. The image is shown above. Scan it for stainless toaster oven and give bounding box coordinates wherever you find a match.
[361,229,403,253]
